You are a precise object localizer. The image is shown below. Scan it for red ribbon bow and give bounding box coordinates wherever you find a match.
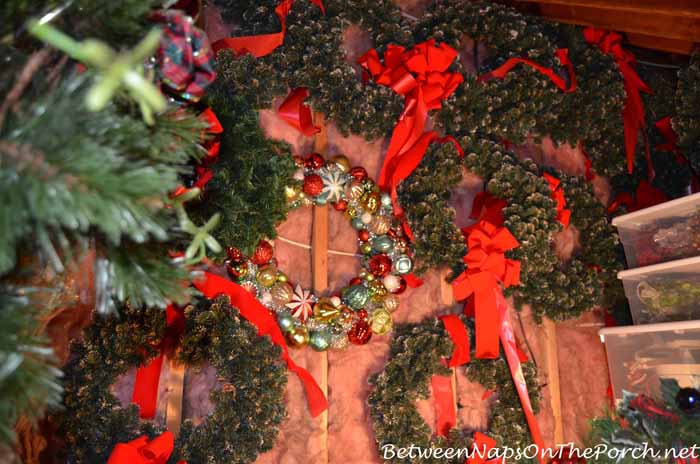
[607,180,668,214]
[193,272,328,417]
[478,48,577,93]
[358,40,463,215]
[629,394,679,422]
[107,431,185,464]
[655,116,700,193]
[543,173,571,228]
[584,27,653,178]
[132,304,185,419]
[452,205,521,359]
[213,0,325,58]
[277,87,321,136]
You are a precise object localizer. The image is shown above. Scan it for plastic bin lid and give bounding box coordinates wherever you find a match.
[611,192,700,228]
[617,255,700,280]
[599,319,700,342]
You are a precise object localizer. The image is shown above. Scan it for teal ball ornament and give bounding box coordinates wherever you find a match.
[351,217,365,230]
[343,284,370,310]
[371,235,394,253]
[309,329,332,351]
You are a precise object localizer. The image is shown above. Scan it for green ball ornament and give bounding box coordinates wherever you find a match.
[343,284,370,310]
[309,329,332,351]
[371,235,394,253]
[277,313,295,332]
[393,255,413,275]
[361,243,373,254]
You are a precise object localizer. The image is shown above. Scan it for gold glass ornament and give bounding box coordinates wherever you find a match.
[313,297,343,323]
[344,205,358,219]
[383,294,400,312]
[270,282,294,306]
[286,326,309,348]
[331,154,351,172]
[369,216,391,235]
[360,191,380,214]
[277,272,289,283]
[369,309,393,335]
[394,237,408,254]
[368,280,387,301]
[284,185,300,202]
[256,266,278,288]
[361,243,372,254]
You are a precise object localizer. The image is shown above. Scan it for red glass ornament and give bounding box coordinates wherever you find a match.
[387,228,398,239]
[226,247,244,262]
[369,254,392,277]
[303,174,324,196]
[350,166,368,181]
[305,152,325,170]
[333,199,348,211]
[357,309,368,320]
[348,277,363,287]
[358,230,370,242]
[252,240,274,265]
[348,320,372,345]
[392,277,407,294]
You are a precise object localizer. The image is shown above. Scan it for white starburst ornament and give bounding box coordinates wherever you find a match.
[320,169,347,203]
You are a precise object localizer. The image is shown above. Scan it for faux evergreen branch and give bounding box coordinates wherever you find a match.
[0,290,62,447]
[189,88,297,255]
[674,52,700,179]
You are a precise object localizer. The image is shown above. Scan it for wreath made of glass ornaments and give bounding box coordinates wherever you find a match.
[223,152,415,351]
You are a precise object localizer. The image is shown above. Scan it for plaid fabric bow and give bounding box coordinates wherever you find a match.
[151,10,216,102]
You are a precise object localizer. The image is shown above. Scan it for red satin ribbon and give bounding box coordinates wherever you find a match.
[278,87,320,136]
[496,290,545,464]
[470,191,507,226]
[358,40,463,215]
[132,305,185,419]
[584,27,653,177]
[629,394,679,422]
[193,271,328,417]
[655,116,700,193]
[212,0,324,58]
[467,432,503,464]
[440,314,470,367]
[478,48,577,93]
[543,173,571,228]
[107,431,185,464]
[431,374,457,437]
[452,207,521,359]
[582,150,596,182]
[607,180,668,214]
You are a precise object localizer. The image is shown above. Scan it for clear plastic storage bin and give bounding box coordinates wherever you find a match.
[600,321,700,404]
[619,256,700,324]
[612,192,700,268]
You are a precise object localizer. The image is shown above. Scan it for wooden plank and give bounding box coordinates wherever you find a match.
[543,318,564,444]
[312,111,329,464]
[165,358,185,436]
[502,0,700,54]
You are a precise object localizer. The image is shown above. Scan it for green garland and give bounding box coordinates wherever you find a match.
[190,89,297,255]
[589,380,700,464]
[369,316,540,463]
[59,295,287,463]
[674,52,700,179]
[213,0,411,140]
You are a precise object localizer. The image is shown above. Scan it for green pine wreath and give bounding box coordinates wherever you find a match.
[369,316,540,464]
[59,295,287,464]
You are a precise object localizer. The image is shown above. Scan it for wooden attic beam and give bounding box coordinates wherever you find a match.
[502,0,700,54]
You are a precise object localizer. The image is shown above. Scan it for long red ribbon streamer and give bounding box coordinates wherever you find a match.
[584,27,653,177]
[132,305,185,419]
[213,0,324,58]
[478,48,577,93]
[193,271,328,417]
[440,314,471,367]
[277,87,320,136]
[431,374,457,437]
[543,172,571,228]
